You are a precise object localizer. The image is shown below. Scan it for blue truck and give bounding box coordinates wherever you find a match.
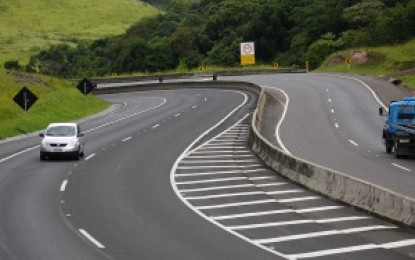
[380,97,415,158]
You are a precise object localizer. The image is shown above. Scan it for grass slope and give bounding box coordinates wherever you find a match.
[318,39,415,89]
[0,0,158,64]
[0,0,158,140]
[0,72,109,139]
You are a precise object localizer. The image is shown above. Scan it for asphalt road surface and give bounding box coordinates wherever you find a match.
[0,89,281,260]
[0,77,415,259]
[222,74,415,199]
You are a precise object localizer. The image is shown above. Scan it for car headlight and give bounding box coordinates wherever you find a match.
[41,140,49,149]
[67,140,79,149]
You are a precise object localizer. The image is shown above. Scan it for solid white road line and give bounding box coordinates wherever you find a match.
[177,164,263,170]
[230,216,370,230]
[212,206,344,220]
[255,225,396,244]
[197,146,247,149]
[382,239,415,249]
[60,180,68,192]
[179,159,258,164]
[196,196,321,210]
[171,94,289,258]
[189,150,251,154]
[288,238,415,259]
[176,176,275,185]
[175,168,269,177]
[185,189,303,200]
[84,153,96,161]
[0,97,168,164]
[0,145,39,163]
[79,229,105,249]
[288,244,380,259]
[185,154,255,159]
[274,89,291,155]
[196,199,277,210]
[180,182,287,193]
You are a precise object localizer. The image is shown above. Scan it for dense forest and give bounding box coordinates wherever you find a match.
[9,0,415,77]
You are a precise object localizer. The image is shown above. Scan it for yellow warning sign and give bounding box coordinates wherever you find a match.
[241,54,255,65]
[240,42,255,65]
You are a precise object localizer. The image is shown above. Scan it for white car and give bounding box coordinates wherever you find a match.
[39,123,85,160]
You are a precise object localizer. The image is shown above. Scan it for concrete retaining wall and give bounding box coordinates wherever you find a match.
[249,88,415,227]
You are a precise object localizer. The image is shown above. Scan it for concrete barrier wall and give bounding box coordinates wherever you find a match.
[249,88,415,227]
[92,81,262,95]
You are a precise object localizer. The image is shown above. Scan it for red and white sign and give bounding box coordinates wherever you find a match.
[240,42,255,65]
[240,42,255,55]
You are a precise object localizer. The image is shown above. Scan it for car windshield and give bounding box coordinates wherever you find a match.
[46,126,76,137]
[397,105,415,124]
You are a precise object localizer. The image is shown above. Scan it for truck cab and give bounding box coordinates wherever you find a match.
[381,97,415,158]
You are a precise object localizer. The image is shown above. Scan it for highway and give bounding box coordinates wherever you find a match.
[0,75,414,259]
[224,74,415,198]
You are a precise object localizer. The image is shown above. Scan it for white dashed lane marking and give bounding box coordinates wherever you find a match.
[121,137,132,142]
[79,229,105,249]
[60,180,68,192]
[392,163,412,172]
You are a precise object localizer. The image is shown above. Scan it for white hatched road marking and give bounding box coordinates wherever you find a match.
[196,196,321,210]
[212,206,344,220]
[175,168,269,177]
[230,216,370,230]
[186,154,255,159]
[179,159,258,164]
[190,150,251,154]
[177,164,263,170]
[287,239,415,259]
[172,93,414,259]
[196,146,247,149]
[255,225,396,244]
[176,176,275,185]
[185,189,304,200]
[180,182,287,193]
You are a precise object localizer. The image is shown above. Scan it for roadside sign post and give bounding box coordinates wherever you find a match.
[346,58,351,72]
[240,42,255,66]
[13,86,38,132]
[76,77,95,110]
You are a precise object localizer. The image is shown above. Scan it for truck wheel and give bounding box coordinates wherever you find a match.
[394,144,402,159]
[386,143,393,154]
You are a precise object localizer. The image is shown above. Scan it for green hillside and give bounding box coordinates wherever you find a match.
[0,0,158,64]
[318,39,415,89]
[0,0,158,140]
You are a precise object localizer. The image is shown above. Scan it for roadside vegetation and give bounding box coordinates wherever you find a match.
[318,39,415,89]
[13,0,414,79]
[0,72,109,139]
[0,0,156,140]
[1,0,415,139]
